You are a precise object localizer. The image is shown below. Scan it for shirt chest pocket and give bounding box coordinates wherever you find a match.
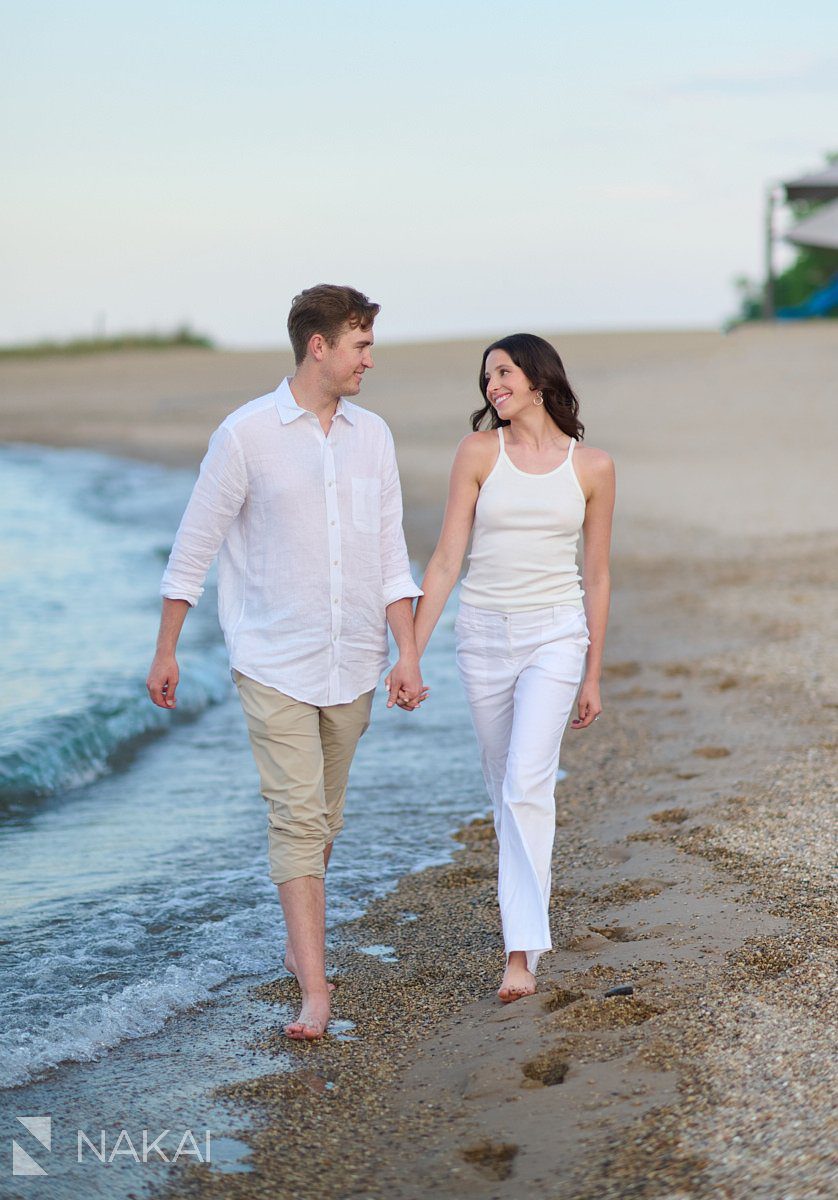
[351,476,381,533]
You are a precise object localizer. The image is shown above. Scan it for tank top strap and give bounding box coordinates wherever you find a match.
[566,436,576,460]
[497,426,508,459]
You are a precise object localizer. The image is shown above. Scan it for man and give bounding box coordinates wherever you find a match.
[146,284,425,1040]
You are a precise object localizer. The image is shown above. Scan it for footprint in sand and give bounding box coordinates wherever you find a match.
[661,663,693,677]
[596,878,671,904]
[566,928,612,951]
[715,676,739,691]
[461,1140,519,1180]
[613,685,658,700]
[602,661,642,680]
[541,987,584,1012]
[601,844,632,864]
[553,996,661,1031]
[588,925,641,943]
[649,807,690,824]
[522,1048,570,1087]
[692,746,731,759]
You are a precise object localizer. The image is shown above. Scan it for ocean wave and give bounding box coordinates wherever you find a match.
[0,890,281,1090]
[0,658,231,805]
[0,957,234,1090]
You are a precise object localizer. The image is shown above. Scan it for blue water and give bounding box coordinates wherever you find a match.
[0,445,229,803]
[0,443,487,1161]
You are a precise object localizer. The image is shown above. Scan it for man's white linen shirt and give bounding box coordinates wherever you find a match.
[160,378,422,706]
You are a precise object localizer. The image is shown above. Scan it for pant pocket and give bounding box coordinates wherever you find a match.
[455,625,489,694]
[540,608,589,648]
[575,610,591,648]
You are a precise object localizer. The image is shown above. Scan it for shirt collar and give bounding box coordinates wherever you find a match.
[274,377,357,426]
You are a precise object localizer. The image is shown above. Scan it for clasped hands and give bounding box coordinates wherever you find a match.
[384,655,429,712]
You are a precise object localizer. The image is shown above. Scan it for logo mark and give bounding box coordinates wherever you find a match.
[12,1116,51,1176]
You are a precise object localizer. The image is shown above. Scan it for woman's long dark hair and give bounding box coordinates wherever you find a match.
[471,333,585,440]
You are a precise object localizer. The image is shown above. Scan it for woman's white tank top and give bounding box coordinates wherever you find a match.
[459,427,586,611]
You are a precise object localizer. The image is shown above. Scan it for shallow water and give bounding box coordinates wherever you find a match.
[0,443,490,1196]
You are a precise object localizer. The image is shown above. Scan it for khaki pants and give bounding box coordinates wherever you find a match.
[232,670,375,886]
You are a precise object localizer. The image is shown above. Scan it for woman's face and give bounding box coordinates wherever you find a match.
[483,350,537,420]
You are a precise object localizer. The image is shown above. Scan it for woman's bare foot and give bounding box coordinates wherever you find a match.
[498,952,536,1003]
[285,951,335,992]
[284,989,331,1041]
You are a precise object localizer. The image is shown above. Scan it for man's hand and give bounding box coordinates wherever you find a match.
[146,653,180,709]
[384,655,429,711]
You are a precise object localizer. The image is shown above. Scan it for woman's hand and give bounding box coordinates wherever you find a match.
[384,658,430,711]
[571,678,602,730]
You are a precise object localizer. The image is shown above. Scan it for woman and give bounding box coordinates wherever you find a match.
[411,333,615,1002]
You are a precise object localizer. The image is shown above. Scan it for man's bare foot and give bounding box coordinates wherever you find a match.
[284,952,335,992]
[498,953,536,1003]
[284,991,331,1041]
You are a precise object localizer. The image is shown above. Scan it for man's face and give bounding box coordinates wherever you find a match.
[321,322,375,396]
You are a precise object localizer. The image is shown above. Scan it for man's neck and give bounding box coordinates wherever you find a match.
[288,366,340,422]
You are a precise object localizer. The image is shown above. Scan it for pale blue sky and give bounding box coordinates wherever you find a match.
[3,1,837,345]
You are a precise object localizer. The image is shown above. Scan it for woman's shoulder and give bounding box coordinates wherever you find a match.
[573,443,615,499]
[574,442,614,473]
[455,429,500,460]
[460,428,498,444]
[450,429,500,484]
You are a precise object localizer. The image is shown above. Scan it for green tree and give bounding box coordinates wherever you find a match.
[732,151,838,322]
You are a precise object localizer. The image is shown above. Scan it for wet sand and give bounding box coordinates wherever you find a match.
[2,324,836,1198]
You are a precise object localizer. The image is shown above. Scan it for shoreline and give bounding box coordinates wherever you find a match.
[151,535,835,1200]
[2,326,836,1197]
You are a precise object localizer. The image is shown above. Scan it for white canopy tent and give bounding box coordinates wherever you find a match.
[785,197,838,251]
[783,165,838,203]
[763,163,838,316]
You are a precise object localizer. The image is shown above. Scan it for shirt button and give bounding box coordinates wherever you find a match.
[330,520,336,526]
[333,598,339,604]
[333,560,339,566]
[327,481,333,487]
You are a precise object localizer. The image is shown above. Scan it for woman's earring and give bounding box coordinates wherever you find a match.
[534,391,544,406]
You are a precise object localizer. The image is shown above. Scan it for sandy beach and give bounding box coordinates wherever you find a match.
[1,324,836,1199]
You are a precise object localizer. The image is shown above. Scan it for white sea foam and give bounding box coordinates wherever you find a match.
[0,890,281,1088]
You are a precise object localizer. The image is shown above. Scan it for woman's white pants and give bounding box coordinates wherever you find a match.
[455,601,589,975]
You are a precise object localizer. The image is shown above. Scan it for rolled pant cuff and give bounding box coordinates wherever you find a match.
[270,862,328,886]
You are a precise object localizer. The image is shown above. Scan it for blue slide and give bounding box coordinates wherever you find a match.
[777,273,838,319]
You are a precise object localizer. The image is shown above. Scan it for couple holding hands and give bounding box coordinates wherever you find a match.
[147,284,615,1040]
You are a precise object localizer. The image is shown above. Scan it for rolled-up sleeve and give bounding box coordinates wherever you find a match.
[160,424,247,606]
[379,428,423,608]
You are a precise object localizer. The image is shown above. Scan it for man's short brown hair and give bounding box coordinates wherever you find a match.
[287,284,381,365]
